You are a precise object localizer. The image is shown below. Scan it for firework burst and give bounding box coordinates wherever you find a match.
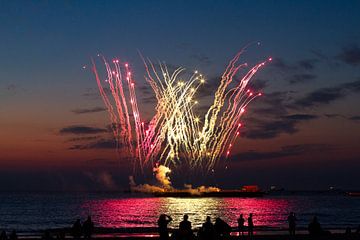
[92,49,271,172]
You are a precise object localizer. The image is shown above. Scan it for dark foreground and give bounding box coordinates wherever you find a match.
[13,234,360,240]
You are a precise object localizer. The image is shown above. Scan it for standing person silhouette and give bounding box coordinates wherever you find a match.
[9,231,17,240]
[237,214,245,237]
[158,214,172,240]
[83,216,94,239]
[179,214,193,239]
[71,219,82,239]
[287,212,297,236]
[247,213,254,237]
[0,231,7,240]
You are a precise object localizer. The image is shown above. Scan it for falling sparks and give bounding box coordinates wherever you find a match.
[92,50,270,172]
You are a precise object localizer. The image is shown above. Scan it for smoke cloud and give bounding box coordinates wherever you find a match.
[129,165,220,195]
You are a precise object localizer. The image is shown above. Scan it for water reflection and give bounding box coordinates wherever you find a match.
[82,197,292,229]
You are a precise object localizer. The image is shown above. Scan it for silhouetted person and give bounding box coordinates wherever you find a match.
[308,216,322,236]
[198,216,214,240]
[237,214,245,237]
[179,214,193,239]
[56,229,65,240]
[42,230,53,240]
[248,214,254,237]
[158,214,172,240]
[287,212,297,236]
[0,231,7,240]
[72,219,82,239]
[83,216,94,239]
[345,227,351,235]
[214,217,231,240]
[356,225,360,234]
[9,231,17,240]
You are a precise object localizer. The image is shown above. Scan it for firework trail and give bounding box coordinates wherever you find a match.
[92,49,271,172]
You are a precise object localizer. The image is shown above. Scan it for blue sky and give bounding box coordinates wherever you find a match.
[0,0,360,190]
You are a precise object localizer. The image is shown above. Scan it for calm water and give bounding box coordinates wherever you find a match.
[0,192,359,233]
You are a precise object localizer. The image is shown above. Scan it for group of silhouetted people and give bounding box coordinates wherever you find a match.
[237,213,254,237]
[71,216,94,239]
[158,212,360,239]
[2,213,360,240]
[158,214,252,240]
[0,230,17,240]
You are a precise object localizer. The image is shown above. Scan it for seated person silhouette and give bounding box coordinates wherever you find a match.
[308,216,322,236]
[214,217,231,239]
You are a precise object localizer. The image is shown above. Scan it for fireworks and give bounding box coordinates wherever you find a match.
[92,49,271,172]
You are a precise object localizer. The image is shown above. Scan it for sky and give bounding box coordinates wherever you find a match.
[0,0,360,191]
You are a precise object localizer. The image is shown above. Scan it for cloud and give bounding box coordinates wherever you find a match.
[247,79,268,91]
[60,125,107,135]
[69,139,117,149]
[84,171,117,190]
[283,114,318,121]
[324,113,345,118]
[292,79,360,108]
[297,59,318,70]
[234,144,333,161]
[348,115,360,121]
[337,44,360,66]
[242,114,317,139]
[270,57,318,72]
[288,74,317,85]
[190,53,212,65]
[66,136,100,142]
[252,91,293,116]
[82,87,111,99]
[71,107,107,114]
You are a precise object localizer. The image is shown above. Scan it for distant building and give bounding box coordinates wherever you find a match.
[241,185,260,192]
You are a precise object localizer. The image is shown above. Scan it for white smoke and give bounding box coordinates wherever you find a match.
[184,184,221,195]
[128,175,166,193]
[129,165,220,195]
[153,164,172,189]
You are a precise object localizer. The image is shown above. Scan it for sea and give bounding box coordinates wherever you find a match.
[0,192,359,234]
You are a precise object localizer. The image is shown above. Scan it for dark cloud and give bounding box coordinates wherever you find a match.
[60,125,107,135]
[69,139,117,150]
[292,80,360,108]
[137,85,152,95]
[234,144,333,161]
[66,136,100,142]
[252,91,293,116]
[242,114,317,139]
[270,58,295,71]
[82,87,111,99]
[288,73,317,85]
[283,114,318,121]
[297,59,318,70]
[270,58,318,72]
[348,115,360,121]
[267,57,321,85]
[247,79,267,91]
[71,107,107,114]
[190,53,212,65]
[324,113,344,118]
[141,95,157,104]
[337,45,360,66]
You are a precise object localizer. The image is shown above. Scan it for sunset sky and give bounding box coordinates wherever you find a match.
[1,0,359,191]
